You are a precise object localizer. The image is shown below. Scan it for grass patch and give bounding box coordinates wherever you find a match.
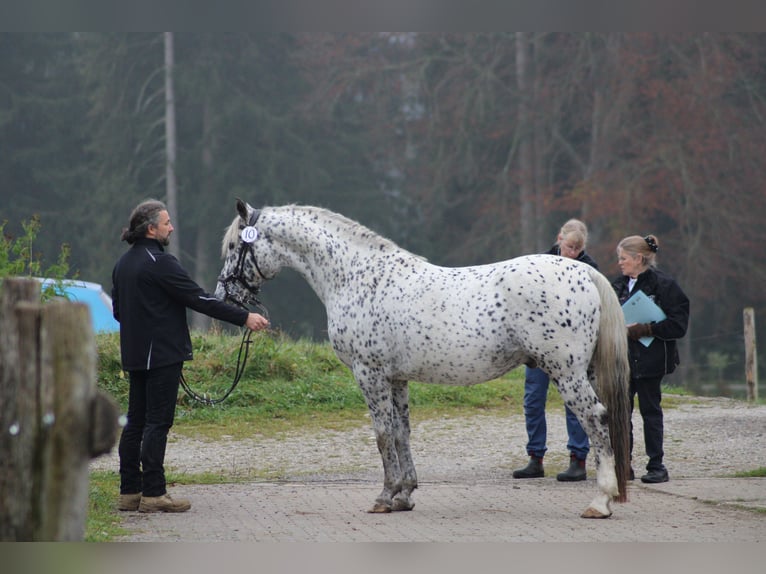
[172,406,372,441]
[165,471,276,484]
[86,471,130,542]
[733,467,766,478]
[97,330,528,438]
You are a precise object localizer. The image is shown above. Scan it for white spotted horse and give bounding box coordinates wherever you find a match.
[215,199,632,518]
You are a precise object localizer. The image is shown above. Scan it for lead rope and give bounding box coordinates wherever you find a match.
[180,301,270,406]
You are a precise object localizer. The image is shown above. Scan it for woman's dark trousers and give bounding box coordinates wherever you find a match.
[629,375,666,471]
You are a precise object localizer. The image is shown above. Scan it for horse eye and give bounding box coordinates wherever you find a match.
[228,242,234,250]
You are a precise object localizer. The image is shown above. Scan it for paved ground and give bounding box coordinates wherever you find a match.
[115,476,765,542]
[109,398,766,548]
[103,395,766,543]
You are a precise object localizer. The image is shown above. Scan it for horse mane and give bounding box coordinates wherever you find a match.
[221,214,243,258]
[223,203,425,260]
[294,204,403,248]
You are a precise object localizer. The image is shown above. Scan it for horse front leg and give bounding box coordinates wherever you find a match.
[391,380,417,511]
[357,369,402,513]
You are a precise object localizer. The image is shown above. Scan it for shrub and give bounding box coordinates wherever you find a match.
[0,216,72,298]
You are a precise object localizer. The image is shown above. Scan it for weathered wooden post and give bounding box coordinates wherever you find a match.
[743,307,758,402]
[0,277,120,541]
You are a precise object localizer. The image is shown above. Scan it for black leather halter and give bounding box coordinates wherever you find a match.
[182,208,272,406]
[218,209,270,308]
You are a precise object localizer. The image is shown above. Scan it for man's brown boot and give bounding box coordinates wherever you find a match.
[118,492,142,511]
[512,456,544,478]
[138,493,191,513]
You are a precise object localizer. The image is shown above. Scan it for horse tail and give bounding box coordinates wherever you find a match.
[588,267,631,503]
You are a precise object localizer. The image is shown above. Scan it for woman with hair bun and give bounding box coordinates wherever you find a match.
[612,234,690,483]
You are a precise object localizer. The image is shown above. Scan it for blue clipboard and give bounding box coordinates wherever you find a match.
[621,290,666,347]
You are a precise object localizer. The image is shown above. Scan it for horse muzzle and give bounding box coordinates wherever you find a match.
[216,275,261,309]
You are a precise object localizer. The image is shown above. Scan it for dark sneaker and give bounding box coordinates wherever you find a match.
[118,492,142,511]
[139,493,191,513]
[556,456,586,482]
[640,468,669,484]
[512,456,544,479]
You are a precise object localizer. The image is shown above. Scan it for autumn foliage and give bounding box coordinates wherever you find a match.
[295,33,766,382]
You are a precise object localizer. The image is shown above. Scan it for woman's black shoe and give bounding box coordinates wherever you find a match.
[640,468,669,483]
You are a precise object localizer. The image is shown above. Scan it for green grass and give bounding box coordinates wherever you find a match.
[86,471,130,542]
[96,329,530,440]
[734,467,766,478]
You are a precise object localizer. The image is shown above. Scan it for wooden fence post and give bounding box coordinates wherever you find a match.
[0,277,120,541]
[743,307,758,402]
[0,278,40,541]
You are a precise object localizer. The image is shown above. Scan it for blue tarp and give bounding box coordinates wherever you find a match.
[38,278,120,333]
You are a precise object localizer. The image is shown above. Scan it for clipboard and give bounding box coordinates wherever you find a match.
[621,290,666,347]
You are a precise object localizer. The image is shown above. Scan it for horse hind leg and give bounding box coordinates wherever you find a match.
[581,448,617,519]
[558,375,618,518]
[580,401,619,518]
[391,380,417,511]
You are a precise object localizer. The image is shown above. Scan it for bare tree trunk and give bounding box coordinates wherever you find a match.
[165,31,180,260]
[516,32,535,254]
[583,33,632,247]
[191,100,215,331]
[532,33,547,252]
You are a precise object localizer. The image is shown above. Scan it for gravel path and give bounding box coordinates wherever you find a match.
[92,394,766,482]
[92,394,766,544]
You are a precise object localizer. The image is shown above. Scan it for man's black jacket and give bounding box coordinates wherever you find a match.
[112,238,248,371]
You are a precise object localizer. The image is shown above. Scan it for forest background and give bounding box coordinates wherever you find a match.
[2,32,765,397]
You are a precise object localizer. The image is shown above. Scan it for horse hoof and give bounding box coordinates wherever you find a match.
[368,503,392,514]
[392,498,415,512]
[581,506,612,519]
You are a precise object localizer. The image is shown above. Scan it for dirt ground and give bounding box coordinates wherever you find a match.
[90,394,766,543]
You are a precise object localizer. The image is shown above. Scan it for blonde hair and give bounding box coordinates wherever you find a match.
[616,234,659,268]
[558,218,588,251]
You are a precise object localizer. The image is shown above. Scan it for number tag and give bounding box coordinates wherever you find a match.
[241,226,258,243]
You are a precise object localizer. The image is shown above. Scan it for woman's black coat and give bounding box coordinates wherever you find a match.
[612,268,690,379]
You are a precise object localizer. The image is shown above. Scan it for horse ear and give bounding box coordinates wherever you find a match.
[235,197,248,220]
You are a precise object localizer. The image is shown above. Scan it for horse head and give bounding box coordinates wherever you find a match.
[215,198,274,308]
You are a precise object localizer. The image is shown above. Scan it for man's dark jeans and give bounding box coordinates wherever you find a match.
[118,363,182,497]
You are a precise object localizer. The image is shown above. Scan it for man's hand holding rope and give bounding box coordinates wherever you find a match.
[245,312,269,331]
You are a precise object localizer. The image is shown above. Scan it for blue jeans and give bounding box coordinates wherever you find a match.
[523,366,589,460]
[118,363,182,497]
